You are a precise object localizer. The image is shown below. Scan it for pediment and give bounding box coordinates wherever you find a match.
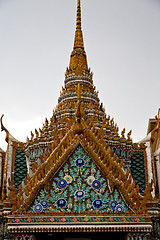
[29,144,131,215]
[11,120,152,220]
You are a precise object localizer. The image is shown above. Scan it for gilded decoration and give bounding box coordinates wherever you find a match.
[1,0,159,237]
[30,145,129,214]
[67,0,89,76]
[0,114,9,143]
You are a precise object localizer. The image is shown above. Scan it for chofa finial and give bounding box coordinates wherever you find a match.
[150,115,159,144]
[0,114,9,143]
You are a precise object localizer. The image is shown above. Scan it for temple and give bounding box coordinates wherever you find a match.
[0,1,160,239]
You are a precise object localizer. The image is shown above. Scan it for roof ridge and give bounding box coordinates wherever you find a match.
[13,125,79,213]
[12,122,150,214]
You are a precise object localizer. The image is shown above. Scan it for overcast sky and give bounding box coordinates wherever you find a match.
[0,0,160,151]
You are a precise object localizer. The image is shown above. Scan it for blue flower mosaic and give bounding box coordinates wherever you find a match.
[33,200,49,212]
[115,204,125,213]
[56,199,67,208]
[75,190,85,200]
[92,180,101,189]
[40,200,48,209]
[33,204,43,213]
[110,200,118,210]
[31,146,129,214]
[58,179,67,188]
[93,199,103,209]
[75,158,85,167]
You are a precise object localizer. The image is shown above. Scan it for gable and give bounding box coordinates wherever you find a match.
[30,145,130,214]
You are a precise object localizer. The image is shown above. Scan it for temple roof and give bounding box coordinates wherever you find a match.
[10,123,148,210]
[5,105,154,234]
[9,88,151,216]
[0,1,159,235]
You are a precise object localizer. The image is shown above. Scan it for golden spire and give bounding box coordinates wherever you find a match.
[68,0,89,75]
[74,0,84,51]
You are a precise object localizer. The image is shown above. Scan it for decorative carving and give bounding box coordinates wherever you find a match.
[0,114,9,143]
[30,131,34,140]
[75,84,84,134]
[115,125,119,136]
[150,115,159,144]
[67,0,89,76]
[8,178,17,201]
[110,118,114,127]
[35,129,39,138]
[39,128,43,137]
[30,145,129,214]
[121,128,125,138]
[45,118,49,127]
[127,130,132,141]
[143,179,153,201]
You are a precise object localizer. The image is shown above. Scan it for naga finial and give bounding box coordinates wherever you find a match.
[106,115,110,124]
[35,128,39,138]
[8,178,17,201]
[0,114,9,143]
[30,131,34,140]
[39,128,43,137]
[110,118,114,127]
[121,128,125,138]
[45,118,49,127]
[127,130,132,141]
[115,125,119,136]
[143,179,153,201]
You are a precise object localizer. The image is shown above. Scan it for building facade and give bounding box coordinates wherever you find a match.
[0,1,160,239]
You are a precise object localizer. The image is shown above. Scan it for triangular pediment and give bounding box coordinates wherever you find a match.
[29,144,130,215]
[11,120,152,218]
[8,122,153,229]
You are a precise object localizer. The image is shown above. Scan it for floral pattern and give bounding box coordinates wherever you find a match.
[87,175,95,185]
[110,200,118,210]
[31,146,129,214]
[92,180,101,189]
[75,158,85,167]
[115,204,125,213]
[64,175,72,184]
[33,204,43,213]
[12,216,145,224]
[93,199,103,209]
[40,200,48,209]
[56,199,67,208]
[74,190,85,200]
[58,179,67,188]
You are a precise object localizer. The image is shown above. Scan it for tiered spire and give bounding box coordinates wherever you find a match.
[73,0,84,51]
[68,0,89,75]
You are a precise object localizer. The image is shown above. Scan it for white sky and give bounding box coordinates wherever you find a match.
[0,0,160,151]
